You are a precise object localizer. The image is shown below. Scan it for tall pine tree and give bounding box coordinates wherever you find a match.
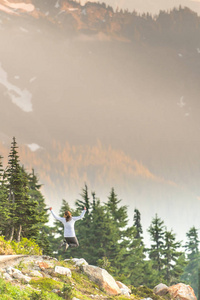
[148,214,165,274]
[0,155,10,235]
[162,230,185,285]
[182,227,200,297]
[27,169,50,254]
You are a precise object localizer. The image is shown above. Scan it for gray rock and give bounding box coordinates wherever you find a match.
[55,266,71,277]
[12,271,31,283]
[81,265,121,296]
[153,283,169,296]
[3,273,13,281]
[28,270,43,278]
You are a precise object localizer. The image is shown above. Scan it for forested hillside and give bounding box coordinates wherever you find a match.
[0,138,200,296]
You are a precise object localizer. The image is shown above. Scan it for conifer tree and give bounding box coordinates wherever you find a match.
[122,224,146,285]
[75,183,90,212]
[71,185,94,260]
[105,188,128,230]
[0,155,10,235]
[148,214,165,273]
[4,137,41,242]
[27,169,50,254]
[5,137,22,240]
[79,198,118,267]
[181,227,200,297]
[162,230,185,285]
[14,166,39,242]
[133,208,143,240]
[104,188,129,276]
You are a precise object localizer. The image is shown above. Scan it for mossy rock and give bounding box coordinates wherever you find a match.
[30,278,64,292]
[131,285,168,300]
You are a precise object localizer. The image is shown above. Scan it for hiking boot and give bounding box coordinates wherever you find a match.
[64,243,69,252]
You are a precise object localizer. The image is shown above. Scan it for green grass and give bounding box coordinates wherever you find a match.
[0,278,63,300]
[30,278,63,292]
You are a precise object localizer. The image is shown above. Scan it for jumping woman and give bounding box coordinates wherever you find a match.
[49,206,86,251]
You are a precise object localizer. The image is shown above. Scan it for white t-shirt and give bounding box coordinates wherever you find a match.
[50,209,86,237]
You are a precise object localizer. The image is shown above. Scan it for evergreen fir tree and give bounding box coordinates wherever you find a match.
[71,185,93,260]
[75,183,91,212]
[133,208,143,240]
[0,155,10,235]
[162,230,185,285]
[105,188,128,230]
[27,169,51,254]
[4,137,43,242]
[4,137,22,240]
[14,166,39,242]
[181,227,200,297]
[122,224,147,285]
[104,188,129,277]
[148,214,165,273]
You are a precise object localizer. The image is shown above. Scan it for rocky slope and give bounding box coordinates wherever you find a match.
[0,255,197,300]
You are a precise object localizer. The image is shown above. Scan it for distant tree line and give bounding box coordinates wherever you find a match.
[84,3,200,48]
[0,137,199,296]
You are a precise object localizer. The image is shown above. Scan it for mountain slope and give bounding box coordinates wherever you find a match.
[0,0,200,245]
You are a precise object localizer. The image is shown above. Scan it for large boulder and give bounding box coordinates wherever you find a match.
[116,281,131,296]
[65,258,88,267]
[81,265,121,295]
[153,283,169,296]
[168,283,197,300]
[55,266,71,277]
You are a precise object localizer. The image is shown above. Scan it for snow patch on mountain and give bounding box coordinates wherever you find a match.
[3,0,34,12]
[27,143,41,152]
[0,63,33,112]
[0,3,17,14]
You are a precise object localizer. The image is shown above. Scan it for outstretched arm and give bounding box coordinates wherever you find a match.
[49,207,64,222]
[73,207,86,221]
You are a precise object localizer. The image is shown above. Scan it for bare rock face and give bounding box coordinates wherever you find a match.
[81,265,121,296]
[168,283,197,300]
[153,283,169,296]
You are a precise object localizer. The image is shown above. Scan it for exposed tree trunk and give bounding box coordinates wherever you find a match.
[9,226,14,241]
[17,224,22,242]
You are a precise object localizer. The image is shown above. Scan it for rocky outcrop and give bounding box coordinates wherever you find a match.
[81,264,121,296]
[168,283,197,300]
[0,255,197,300]
[153,283,169,296]
[0,256,130,297]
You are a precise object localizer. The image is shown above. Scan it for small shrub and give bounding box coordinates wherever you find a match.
[60,283,73,300]
[0,236,15,255]
[11,238,42,255]
[97,256,115,274]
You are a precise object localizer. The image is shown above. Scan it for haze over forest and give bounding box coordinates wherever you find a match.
[0,0,200,245]
[81,0,200,15]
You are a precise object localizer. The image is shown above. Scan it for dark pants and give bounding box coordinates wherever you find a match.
[64,237,79,247]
